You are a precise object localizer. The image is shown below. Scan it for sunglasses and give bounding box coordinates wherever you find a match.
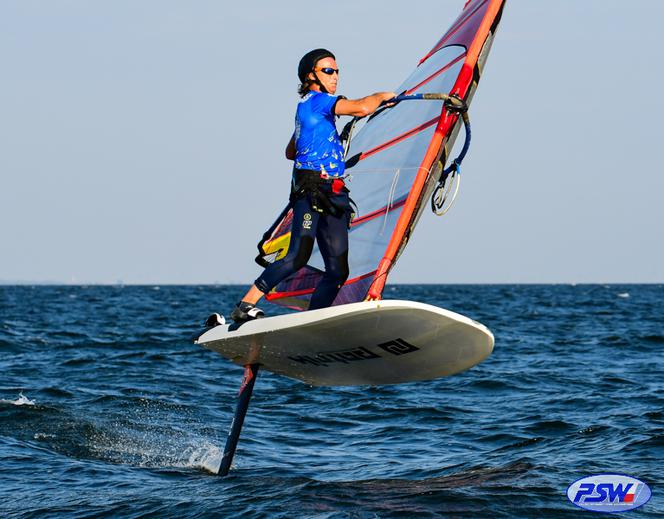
[316,67,339,75]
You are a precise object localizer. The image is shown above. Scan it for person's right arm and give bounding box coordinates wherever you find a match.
[285,133,296,160]
[334,92,396,118]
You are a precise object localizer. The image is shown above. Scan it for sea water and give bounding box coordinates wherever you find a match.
[1,285,662,517]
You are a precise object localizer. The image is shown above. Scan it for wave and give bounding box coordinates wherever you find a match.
[0,392,36,406]
[640,334,664,344]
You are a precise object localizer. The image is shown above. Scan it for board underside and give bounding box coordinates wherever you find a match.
[194,300,494,386]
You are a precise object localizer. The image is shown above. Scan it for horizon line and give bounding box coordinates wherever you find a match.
[1,281,662,287]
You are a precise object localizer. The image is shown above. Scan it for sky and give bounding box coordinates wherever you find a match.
[1,0,662,284]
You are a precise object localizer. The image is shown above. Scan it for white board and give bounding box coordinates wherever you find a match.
[194,300,494,386]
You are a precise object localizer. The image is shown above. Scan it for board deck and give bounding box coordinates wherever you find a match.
[194,300,493,386]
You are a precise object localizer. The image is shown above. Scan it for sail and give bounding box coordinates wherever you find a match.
[260,0,506,310]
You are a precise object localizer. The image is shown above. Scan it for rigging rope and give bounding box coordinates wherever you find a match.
[431,107,471,215]
[340,92,473,216]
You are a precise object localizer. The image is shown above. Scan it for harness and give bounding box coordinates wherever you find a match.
[254,170,356,269]
[290,169,355,218]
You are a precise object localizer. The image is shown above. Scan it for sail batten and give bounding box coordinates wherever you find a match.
[406,53,466,95]
[359,118,439,160]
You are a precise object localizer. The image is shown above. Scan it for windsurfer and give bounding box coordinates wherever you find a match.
[230,49,395,323]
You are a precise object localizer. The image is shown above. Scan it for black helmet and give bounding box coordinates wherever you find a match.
[298,48,335,83]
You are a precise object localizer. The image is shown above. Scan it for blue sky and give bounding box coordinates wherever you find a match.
[1,0,662,284]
